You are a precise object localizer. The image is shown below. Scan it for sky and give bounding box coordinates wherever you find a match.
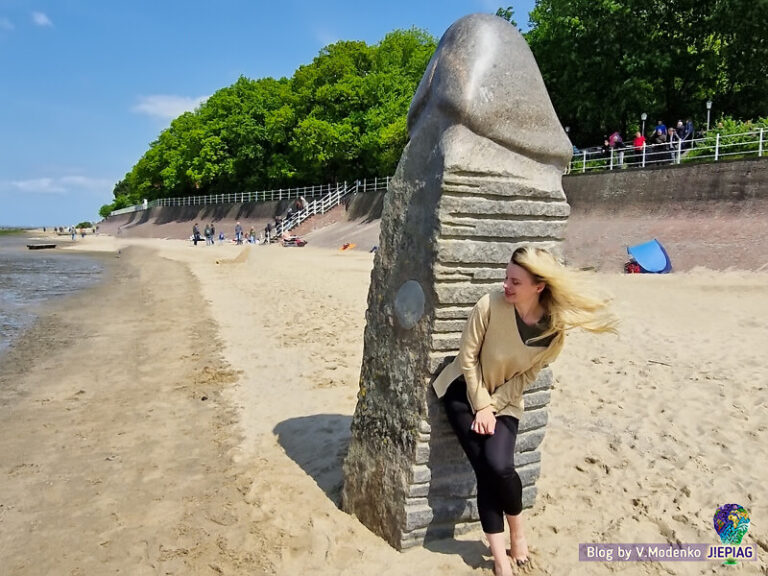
[0,0,536,227]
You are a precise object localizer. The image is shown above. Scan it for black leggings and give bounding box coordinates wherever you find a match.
[443,377,522,534]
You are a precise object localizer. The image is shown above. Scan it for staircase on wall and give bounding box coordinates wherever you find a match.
[274,178,390,240]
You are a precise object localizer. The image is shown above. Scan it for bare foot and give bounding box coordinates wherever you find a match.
[506,513,529,566]
[509,534,529,566]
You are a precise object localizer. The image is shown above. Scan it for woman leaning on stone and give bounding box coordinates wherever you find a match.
[432,246,617,576]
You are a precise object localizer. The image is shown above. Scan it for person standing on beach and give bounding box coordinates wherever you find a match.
[431,246,617,576]
[235,222,243,245]
[192,223,201,246]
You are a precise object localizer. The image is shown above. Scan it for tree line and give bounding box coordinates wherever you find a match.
[101,29,436,217]
[101,2,767,217]
[525,0,768,143]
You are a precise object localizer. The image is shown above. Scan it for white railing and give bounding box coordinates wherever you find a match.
[110,204,148,216]
[273,176,390,239]
[110,176,391,217]
[111,129,766,217]
[567,128,767,174]
[273,182,349,237]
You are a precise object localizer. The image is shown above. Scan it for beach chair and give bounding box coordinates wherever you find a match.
[626,239,672,273]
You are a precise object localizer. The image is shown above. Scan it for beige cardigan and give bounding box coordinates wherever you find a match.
[432,291,564,420]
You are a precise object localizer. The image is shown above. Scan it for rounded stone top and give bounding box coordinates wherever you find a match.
[408,13,572,169]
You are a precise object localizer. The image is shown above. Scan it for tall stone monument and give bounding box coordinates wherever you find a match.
[341,13,573,549]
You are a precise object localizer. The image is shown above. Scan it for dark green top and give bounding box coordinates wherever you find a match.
[515,308,555,347]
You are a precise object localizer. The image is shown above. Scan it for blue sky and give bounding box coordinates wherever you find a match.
[0,0,536,227]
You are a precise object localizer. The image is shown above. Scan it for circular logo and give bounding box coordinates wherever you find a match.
[713,504,750,545]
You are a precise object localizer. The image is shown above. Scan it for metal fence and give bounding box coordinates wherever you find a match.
[110,176,391,217]
[110,129,766,218]
[272,176,390,239]
[567,128,767,174]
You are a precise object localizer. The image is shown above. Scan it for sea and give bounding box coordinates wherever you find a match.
[0,233,105,356]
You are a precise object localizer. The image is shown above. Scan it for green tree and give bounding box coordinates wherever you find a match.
[495,6,518,26]
[711,0,768,120]
[112,177,130,199]
[108,28,436,210]
[526,0,767,145]
[527,0,670,143]
[360,29,436,176]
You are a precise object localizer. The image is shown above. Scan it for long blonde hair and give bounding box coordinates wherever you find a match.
[512,246,618,342]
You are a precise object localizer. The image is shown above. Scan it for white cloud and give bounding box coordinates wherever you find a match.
[31,11,53,27]
[3,176,114,196]
[314,28,339,48]
[132,94,209,120]
[60,176,115,190]
[0,17,13,31]
[476,0,500,11]
[10,178,66,194]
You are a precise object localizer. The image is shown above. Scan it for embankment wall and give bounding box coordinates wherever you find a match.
[100,159,768,270]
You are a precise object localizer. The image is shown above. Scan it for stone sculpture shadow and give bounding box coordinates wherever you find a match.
[274,414,352,506]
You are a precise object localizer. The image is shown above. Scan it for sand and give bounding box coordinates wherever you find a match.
[1,235,766,575]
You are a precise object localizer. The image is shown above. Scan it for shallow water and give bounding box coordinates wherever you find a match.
[0,235,104,354]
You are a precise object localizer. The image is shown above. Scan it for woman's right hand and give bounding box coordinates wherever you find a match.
[471,406,496,435]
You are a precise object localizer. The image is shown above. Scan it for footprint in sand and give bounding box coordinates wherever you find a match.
[651,516,682,546]
[314,378,344,389]
[583,455,611,475]
[8,462,39,476]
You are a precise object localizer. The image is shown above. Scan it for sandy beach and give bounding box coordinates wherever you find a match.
[1,235,766,575]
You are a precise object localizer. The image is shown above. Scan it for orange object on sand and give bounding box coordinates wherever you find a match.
[340,243,357,251]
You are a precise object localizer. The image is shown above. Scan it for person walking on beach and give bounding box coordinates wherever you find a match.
[235,221,243,245]
[192,223,201,246]
[431,246,617,576]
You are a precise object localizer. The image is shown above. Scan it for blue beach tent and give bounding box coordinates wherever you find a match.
[627,239,672,273]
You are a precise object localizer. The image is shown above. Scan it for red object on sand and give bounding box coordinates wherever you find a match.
[624,261,643,274]
[282,236,307,247]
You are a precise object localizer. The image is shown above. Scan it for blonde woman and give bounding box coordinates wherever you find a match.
[432,246,617,576]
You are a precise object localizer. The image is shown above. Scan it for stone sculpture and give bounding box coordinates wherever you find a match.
[341,12,572,549]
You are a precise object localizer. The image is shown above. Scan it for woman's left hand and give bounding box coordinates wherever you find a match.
[471,406,496,435]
